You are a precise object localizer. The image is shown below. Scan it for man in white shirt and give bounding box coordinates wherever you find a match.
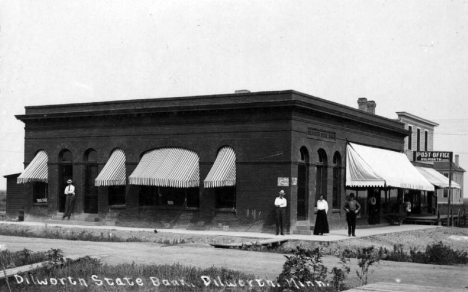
[63,179,76,220]
[274,190,287,235]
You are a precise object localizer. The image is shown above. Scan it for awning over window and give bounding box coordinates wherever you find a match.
[95,149,126,186]
[17,151,48,184]
[129,148,199,188]
[415,167,461,189]
[346,143,434,191]
[204,147,236,188]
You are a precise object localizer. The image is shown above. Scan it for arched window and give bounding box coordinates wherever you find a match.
[297,147,309,220]
[58,149,73,212]
[316,149,328,201]
[332,152,342,209]
[84,149,98,213]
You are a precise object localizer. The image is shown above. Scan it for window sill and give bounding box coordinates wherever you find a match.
[32,203,48,207]
[215,208,237,213]
[139,205,199,211]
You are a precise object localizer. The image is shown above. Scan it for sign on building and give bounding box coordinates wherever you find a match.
[413,151,452,162]
[277,177,289,187]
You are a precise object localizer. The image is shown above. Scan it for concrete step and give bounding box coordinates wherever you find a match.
[295,225,313,231]
[293,230,313,235]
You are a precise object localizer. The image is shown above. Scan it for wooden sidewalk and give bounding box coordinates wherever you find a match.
[0,255,98,280]
[346,282,467,292]
[210,238,288,249]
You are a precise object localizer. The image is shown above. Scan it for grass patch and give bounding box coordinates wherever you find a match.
[0,225,190,245]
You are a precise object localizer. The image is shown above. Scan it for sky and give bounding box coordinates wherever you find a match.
[1,0,467,196]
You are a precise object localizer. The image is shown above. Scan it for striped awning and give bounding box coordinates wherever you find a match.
[129,148,199,188]
[17,151,48,184]
[204,147,236,188]
[416,167,461,189]
[95,149,126,186]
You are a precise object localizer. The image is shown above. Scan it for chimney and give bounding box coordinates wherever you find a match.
[358,98,368,111]
[367,100,376,114]
[235,89,251,94]
[455,154,459,167]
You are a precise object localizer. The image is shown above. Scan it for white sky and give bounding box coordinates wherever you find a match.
[1,0,467,195]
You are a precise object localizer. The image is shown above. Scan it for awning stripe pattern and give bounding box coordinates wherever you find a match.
[129,148,199,188]
[204,147,236,188]
[416,167,461,189]
[95,149,126,186]
[346,143,434,191]
[17,151,48,184]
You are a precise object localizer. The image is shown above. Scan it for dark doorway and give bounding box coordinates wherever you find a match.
[84,150,98,213]
[59,165,73,212]
[297,147,309,220]
[59,150,73,212]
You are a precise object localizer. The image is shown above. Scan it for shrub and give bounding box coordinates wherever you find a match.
[330,249,351,291]
[276,247,332,291]
[424,241,468,265]
[355,246,380,286]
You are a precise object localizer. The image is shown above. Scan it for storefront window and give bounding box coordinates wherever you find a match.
[215,187,236,209]
[332,152,342,209]
[316,149,328,201]
[139,186,199,208]
[33,182,48,203]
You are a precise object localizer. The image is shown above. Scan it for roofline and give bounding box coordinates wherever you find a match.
[3,173,22,178]
[16,90,408,135]
[396,112,439,127]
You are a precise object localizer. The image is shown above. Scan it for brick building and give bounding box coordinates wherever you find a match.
[13,90,434,233]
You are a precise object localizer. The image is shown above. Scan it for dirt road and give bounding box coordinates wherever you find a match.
[2,235,468,289]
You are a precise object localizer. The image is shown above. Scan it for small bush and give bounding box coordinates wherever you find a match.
[276,247,332,291]
[424,241,468,265]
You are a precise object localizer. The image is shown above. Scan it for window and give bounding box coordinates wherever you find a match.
[443,189,449,198]
[215,187,236,209]
[408,126,412,150]
[109,186,126,206]
[139,186,199,208]
[33,182,48,203]
[332,152,342,209]
[424,131,428,151]
[316,149,328,201]
[443,172,449,178]
[417,128,421,151]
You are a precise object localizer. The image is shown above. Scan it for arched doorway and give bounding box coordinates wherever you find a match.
[84,149,98,213]
[58,149,73,212]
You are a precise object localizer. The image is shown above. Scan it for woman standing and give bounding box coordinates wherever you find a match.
[313,195,329,236]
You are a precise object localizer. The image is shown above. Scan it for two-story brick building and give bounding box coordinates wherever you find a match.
[12,90,434,233]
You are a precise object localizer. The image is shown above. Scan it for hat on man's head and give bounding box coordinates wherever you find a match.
[279,190,285,195]
[67,179,73,183]
[349,193,355,198]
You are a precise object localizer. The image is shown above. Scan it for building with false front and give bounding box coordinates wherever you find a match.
[396,112,463,216]
[11,90,435,234]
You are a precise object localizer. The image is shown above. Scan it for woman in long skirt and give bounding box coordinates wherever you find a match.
[313,195,329,235]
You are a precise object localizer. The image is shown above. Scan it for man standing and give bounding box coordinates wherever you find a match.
[274,190,287,235]
[344,193,361,237]
[63,179,75,220]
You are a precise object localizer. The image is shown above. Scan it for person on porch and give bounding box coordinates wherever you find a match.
[313,195,329,236]
[63,179,75,220]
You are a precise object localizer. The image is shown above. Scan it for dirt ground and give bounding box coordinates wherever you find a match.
[2,227,468,290]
